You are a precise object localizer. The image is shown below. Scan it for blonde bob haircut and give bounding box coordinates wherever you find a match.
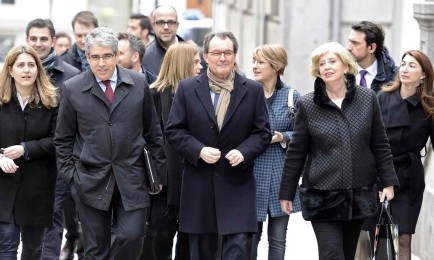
[0,45,57,108]
[310,42,358,78]
[150,42,199,93]
[253,44,288,76]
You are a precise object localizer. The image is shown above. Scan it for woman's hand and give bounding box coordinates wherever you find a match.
[2,145,25,160]
[0,156,19,173]
[271,131,284,144]
[280,200,293,215]
[380,186,394,202]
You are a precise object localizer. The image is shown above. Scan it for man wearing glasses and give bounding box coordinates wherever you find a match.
[55,27,166,260]
[166,31,271,259]
[142,5,184,75]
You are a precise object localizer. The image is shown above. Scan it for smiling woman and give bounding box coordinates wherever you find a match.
[0,45,57,259]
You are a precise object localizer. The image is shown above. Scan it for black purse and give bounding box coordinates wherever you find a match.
[143,146,161,195]
[372,200,398,260]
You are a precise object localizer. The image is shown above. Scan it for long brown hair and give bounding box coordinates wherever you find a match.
[0,45,57,108]
[150,42,199,93]
[382,50,434,117]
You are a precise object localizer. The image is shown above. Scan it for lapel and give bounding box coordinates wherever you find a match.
[194,73,218,126]
[81,70,111,108]
[387,89,410,128]
[110,66,133,113]
[221,73,247,129]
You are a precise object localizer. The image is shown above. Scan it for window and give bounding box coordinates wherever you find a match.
[1,0,15,4]
[0,36,14,64]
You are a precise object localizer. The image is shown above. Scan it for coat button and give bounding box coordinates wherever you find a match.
[114,161,118,165]
[108,121,113,126]
[214,171,218,177]
[210,123,214,129]
[97,194,102,200]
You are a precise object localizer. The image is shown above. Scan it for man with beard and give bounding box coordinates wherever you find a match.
[347,21,397,93]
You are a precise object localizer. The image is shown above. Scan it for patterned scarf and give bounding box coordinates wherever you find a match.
[77,47,89,71]
[41,48,57,76]
[207,68,235,130]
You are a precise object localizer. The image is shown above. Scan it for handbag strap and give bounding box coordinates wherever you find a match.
[377,199,395,225]
[288,88,295,112]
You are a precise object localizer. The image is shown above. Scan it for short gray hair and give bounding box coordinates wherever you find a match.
[85,27,118,54]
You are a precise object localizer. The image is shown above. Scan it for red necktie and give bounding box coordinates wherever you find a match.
[102,80,114,102]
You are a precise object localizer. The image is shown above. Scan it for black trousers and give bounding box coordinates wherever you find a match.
[189,233,253,260]
[311,219,365,260]
[71,183,147,260]
[139,187,189,260]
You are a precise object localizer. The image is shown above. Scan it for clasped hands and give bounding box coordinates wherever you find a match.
[200,147,244,167]
[0,145,24,173]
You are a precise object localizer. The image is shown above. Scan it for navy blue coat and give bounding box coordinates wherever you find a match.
[165,72,271,234]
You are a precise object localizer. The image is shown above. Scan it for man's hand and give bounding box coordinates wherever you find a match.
[2,145,24,160]
[200,147,221,164]
[280,200,293,215]
[225,149,244,167]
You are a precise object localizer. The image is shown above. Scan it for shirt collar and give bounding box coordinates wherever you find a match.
[95,67,118,85]
[358,58,378,77]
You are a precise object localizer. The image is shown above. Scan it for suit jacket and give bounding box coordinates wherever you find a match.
[54,65,166,211]
[0,97,58,227]
[165,72,271,234]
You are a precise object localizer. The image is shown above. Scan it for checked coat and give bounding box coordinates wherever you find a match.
[254,80,301,222]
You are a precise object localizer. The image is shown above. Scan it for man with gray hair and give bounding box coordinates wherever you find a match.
[165,31,271,259]
[54,27,166,259]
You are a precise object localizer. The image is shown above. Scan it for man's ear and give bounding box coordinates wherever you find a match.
[132,51,140,63]
[368,43,377,54]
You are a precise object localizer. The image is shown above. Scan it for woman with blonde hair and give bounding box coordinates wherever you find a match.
[0,45,58,259]
[144,41,202,260]
[377,50,434,260]
[250,44,301,260]
[279,42,399,260]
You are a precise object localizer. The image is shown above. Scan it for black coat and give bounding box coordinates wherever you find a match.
[142,35,184,75]
[279,75,399,221]
[165,72,272,234]
[54,65,166,211]
[50,58,81,88]
[151,87,182,207]
[59,43,86,72]
[377,89,434,204]
[0,97,58,227]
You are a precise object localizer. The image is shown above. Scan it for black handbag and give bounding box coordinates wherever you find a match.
[372,200,398,260]
[143,146,161,195]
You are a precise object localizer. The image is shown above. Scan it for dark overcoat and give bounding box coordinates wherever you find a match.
[54,65,166,211]
[165,72,272,235]
[0,97,58,227]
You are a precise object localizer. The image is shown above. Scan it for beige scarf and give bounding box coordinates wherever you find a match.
[207,68,235,130]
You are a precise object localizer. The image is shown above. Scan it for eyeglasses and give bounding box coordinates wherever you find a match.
[88,53,116,62]
[154,20,178,27]
[207,50,235,59]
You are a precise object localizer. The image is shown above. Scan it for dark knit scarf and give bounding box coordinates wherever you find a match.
[77,47,89,71]
[41,48,57,76]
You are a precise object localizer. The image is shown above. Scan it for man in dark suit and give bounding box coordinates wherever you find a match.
[25,18,82,260]
[165,31,271,259]
[54,27,166,260]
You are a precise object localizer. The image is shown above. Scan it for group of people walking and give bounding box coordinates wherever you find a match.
[0,4,433,260]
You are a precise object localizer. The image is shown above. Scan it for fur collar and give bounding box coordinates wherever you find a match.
[313,74,357,106]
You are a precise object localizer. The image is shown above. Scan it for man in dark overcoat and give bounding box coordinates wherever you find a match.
[54,27,166,260]
[165,31,271,259]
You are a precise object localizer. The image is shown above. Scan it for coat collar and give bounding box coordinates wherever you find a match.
[313,74,357,106]
[386,88,420,128]
[81,65,134,111]
[194,72,247,129]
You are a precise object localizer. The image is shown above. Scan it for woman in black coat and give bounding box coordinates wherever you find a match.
[377,50,434,260]
[0,45,57,259]
[279,42,399,260]
[141,42,202,260]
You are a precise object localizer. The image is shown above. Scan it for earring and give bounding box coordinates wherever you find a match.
[420,78,425,85]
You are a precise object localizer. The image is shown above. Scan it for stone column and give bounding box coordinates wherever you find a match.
[414,0,434,59]
[412,4,434,260]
